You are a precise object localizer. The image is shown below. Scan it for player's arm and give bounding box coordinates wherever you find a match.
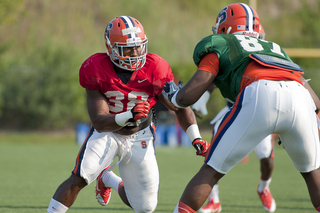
[86,89,150,133]
[175,70,216,107]
[157,93,209,157]
[192,83,216,119]
[299,76,320,114]
[163,52,218,108]
[206,83,216,93]
[158,93,197,132]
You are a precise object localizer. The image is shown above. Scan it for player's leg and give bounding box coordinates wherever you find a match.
[254,134,274,180]
[118,125,159,213]
[282,132,320,210]
[199,184,221,213]
[47,129,119,213]
[301,168,320,211]
[48,174,87,213]
[174,164,224,213]
[253,134,276,212]
[174,81,276,212]
[199,118,223,213]
[93,130,133,207]
[276,81,320,210]
[259,158,274,180]
[96,167,127,206]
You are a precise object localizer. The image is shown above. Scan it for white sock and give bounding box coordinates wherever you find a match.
[173,203,179,213]
[258,178,271,192]
[47,198,68,213]
[102,169,123,193]
[209,184,220,203]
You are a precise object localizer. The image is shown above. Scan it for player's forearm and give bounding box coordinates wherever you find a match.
[175,70,216,107]
[175,107,198,133]
[90,114,125,133]
[306,86,320,114]
[176,108,205,149]
[300,76,320,113]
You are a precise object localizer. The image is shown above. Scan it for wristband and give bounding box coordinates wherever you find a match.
[171,92,186,109]
[186,124,201,141]
[115,111,133,126]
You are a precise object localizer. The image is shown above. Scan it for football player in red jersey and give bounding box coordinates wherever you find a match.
[47,16,209,213]
[162,3,320,213]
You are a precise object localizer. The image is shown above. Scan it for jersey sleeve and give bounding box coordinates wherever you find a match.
[197,52,220,76]
[159,59,174,88]
[79,57,101,90]
[150,55,174,96]
[193,35,226,66]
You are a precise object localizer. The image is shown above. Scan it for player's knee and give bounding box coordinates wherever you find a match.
[141,203,157,213]
[68,173,87,188]
[133,199,157,213]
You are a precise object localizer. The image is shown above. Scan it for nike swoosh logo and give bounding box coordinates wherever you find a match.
[52,207,61,211]
[138,79,147,83]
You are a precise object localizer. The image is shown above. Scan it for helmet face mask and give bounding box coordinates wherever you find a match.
[212,3,260,38]
[258,24,265,40]
[105,16,148,71]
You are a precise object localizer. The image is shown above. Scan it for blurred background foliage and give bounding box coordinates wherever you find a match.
[0,0,319,130]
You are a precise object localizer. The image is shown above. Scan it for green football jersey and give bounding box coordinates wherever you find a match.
[193,34,297,102]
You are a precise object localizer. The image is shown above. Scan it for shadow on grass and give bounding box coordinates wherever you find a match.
[220,204,313,212]
[0,203,314,212]
[0,206,132,211]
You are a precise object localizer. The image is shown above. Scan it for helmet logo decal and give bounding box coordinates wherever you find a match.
[105,23,113,39]
[237,25,246,30]
[217,6,227,25]
[122,27,142,36]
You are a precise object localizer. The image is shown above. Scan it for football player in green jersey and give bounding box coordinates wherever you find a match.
[193,24,276,213]
[162,3,320,213]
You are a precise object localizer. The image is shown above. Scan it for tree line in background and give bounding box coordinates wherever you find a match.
[0,0,319,130]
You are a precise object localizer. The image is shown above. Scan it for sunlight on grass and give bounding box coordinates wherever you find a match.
[0,132,314,212]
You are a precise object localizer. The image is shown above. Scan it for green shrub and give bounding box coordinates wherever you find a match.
[0,37,88,129]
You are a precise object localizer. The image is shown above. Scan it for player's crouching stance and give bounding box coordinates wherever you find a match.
[46,16,208,213]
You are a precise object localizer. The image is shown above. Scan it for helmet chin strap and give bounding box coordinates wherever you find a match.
[212,26,232,35]
[226,27,232,34]
[105,36,112,48]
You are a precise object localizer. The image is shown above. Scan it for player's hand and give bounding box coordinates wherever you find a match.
[162,80,183,102]
[130,101,150,121]
[192,138,210,157]
[193,109,204,119]
[192,91,210,119]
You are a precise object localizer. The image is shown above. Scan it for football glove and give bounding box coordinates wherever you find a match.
[130,101,150,121]
[192,138,210,157]
[162,80,183,102]
[192,91,210,118]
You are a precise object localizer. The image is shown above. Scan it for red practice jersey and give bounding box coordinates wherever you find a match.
[79,53,174,114]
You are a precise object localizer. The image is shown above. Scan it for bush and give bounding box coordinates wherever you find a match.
[0,38,88,130]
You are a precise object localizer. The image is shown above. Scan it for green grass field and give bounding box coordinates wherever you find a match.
[0,132,315,212]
